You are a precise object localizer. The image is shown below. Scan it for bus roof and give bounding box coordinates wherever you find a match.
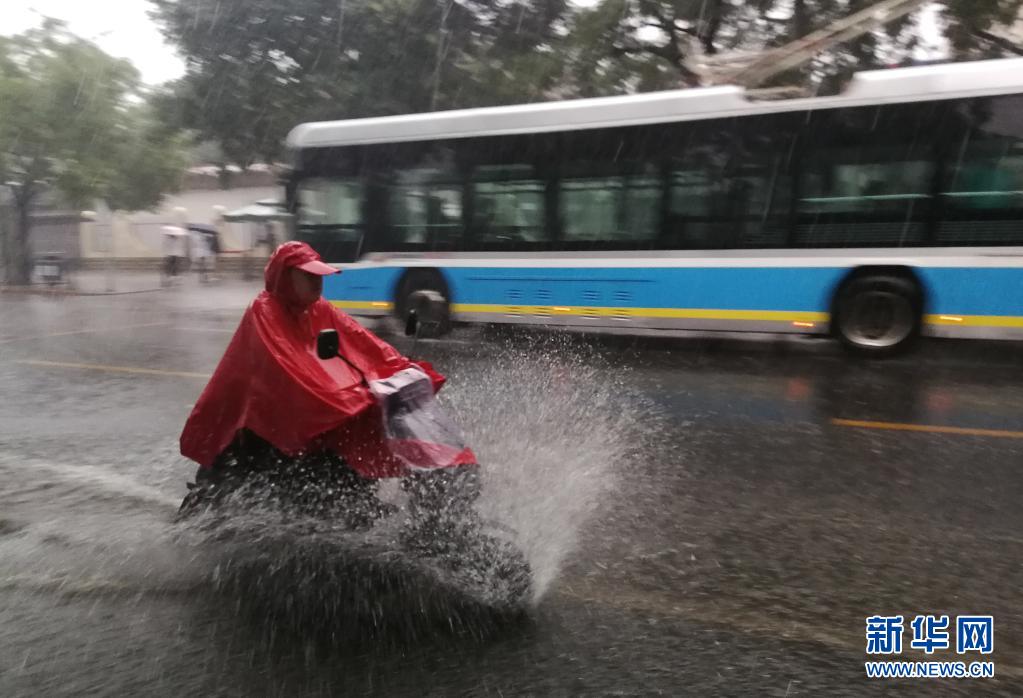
[287,57,1023,150]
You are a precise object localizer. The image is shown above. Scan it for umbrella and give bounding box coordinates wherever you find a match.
[221,201,293,222]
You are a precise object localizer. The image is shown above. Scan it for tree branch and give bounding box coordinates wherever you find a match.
[972,28,1023,56]
[612,41,676,63]
[698,0,725,55]
[640,20,698,37]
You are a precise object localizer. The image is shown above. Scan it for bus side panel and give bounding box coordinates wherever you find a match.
[323,263,1023,339]
[445,266,848,331]
[916,267,1023,339]
[323,266,405,315]
[649,267,845,312]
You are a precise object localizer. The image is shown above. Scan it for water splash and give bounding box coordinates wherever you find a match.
[440,330,662,601]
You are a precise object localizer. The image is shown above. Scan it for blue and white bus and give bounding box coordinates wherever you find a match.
[284,57,1023,355]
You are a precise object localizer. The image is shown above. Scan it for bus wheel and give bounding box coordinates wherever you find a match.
[396,270,451,337]
[833,275,921,357]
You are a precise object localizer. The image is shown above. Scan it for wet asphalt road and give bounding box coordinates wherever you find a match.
[1,277,1022,697]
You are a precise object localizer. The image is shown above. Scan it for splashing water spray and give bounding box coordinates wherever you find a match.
[442,331,658,602]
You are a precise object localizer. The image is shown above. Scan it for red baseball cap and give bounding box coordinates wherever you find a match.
[296,258,339,275]
[269,241,340,276]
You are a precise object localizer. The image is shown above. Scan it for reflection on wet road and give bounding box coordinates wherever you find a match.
[2,283,1022,696]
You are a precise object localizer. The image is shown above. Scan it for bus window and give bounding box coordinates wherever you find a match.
[561,174,659,245]
[938,95,1023,245]
[295,178,365,260]
[298,179,362,227]
[665,118,794,250]
[388,168,463,249]
[946,157,1023,210]
[799,158,933,215]
[667,168,722,248]
[795,155,933,247]
[557,128,663,249]
[794,104,937,247]
[471,165,546,247]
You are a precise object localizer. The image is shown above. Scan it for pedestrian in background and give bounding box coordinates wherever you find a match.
[161,225,188,286]
[189,225,217,283]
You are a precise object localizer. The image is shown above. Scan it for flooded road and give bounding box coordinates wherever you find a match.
[2,280,1022,696]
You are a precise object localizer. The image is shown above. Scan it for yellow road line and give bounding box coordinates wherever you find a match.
[0,322,169,345]
[15,359,209,379]
[833,418,1023,439]
[176,327,236,334]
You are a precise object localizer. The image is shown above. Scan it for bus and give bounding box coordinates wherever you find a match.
[283,57,1023,356]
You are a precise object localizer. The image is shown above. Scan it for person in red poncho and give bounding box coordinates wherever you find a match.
[178,241,477,528]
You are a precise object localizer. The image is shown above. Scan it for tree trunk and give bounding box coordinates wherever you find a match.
[0,201,9,284]
[793,0,810,39]
[699,0,725,55]
[6,191,35,286]
[218,164,233,190]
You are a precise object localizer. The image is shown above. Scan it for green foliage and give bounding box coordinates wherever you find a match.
[942,0,1023,56]
[570,0,1023,91]
[106,105,190,212]
[149,0,571,167]
[0,20,188,283]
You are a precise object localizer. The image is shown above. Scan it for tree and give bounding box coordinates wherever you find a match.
[569,0,1023,93]
[149,0,571,170]
[0,21,188,284]
[942,0,1023,57]
[106,104,191,213]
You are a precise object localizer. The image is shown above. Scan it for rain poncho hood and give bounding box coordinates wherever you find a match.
[180,242,470,477]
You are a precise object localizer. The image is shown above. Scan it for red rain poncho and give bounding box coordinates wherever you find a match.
[180,242,469,478]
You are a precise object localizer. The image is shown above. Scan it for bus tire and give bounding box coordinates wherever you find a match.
[832,274,922,357]
[396,270,451,337]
